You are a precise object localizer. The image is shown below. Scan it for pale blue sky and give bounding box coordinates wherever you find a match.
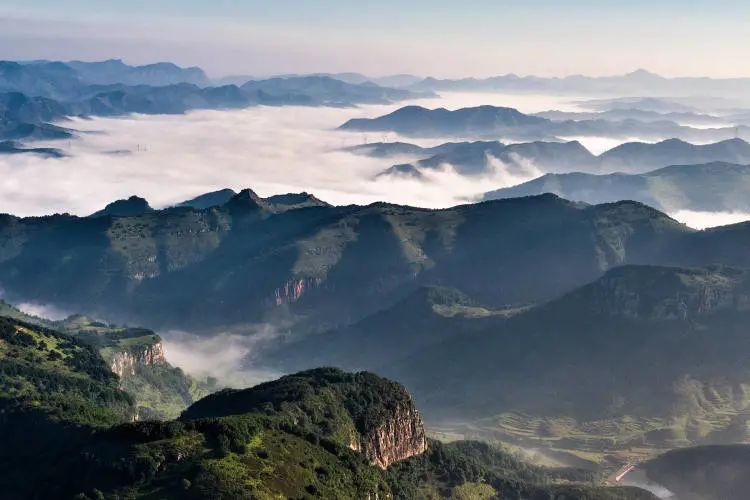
[1,1,748,78]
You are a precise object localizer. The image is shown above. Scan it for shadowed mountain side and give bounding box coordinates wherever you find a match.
[385,265,750,430]
[0,191,716,331]
[644,445,750,500]
[264,285,518,373]
[340,105,750,143]
[362,136,750,178]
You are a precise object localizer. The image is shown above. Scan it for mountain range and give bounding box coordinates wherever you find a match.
[483,161,750,212]
[3,188,750,497]
[361,137,750,180]
[5,187,750,465]
[0,189,717,332]
[0,60,430,148]
[408,69,750,100]
[340,105,750,144]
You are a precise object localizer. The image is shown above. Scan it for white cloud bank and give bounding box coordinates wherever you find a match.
[0,91,744,232]
[0,92,583,217]
[161,327,285,388]
[670,210,750,230]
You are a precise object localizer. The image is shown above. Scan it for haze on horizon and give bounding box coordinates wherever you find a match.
[1,0,749,79]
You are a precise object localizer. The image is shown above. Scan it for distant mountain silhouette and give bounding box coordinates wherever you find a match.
[409,70,750,99]
[483,161,750,212]
[341,105,750,143]
[369,138,750,178]
[89,196,154,218]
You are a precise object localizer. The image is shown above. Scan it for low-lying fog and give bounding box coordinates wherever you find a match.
[0,91,745,231]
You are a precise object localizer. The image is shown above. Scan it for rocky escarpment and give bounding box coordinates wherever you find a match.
[351,402,427,469]
[110,341,167,378]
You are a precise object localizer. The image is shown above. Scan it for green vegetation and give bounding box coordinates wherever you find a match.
[0,351,653,499]
[60,316,215,419]
[0,302,213,419]
[0,316,133,425]
[183,368,416,442]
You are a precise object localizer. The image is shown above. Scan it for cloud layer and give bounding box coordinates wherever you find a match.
[0,92,580,217]
[162,327,284,388]
[1,91,747,230]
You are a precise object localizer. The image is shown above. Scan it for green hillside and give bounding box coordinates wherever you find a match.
[0,347,653,499]
[0,315,134,426]
[0,300,211,419]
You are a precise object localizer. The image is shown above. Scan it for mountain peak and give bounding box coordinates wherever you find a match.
[89,195,153,218]
[623,68,663,79]
[223,188,265,212]
[177,188,237,210]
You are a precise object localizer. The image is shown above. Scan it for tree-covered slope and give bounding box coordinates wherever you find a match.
[0,363,654,499]
[267,285,517,373]
[0,300,211,419]
[0,316,136,498]
[0,315,134,426]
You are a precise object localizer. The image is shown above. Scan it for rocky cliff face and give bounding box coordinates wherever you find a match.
[274,277,322,305]
[110,341,167,378]
[352,403,428,469]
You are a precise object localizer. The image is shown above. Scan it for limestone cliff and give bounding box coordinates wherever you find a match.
[352,402,428,469]
[181,368,428,469]
[110,340,167,378]
[274,277,322,305]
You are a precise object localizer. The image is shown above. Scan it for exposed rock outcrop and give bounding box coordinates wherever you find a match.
[110,341,167,378]
[274,277,322,305]
[353,403,428,469]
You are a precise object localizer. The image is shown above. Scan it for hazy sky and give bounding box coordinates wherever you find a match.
[1,0,749,78]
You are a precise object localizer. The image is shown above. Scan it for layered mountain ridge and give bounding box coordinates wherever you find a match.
[0,188,716,332]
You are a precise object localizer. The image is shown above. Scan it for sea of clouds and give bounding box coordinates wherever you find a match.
[0,91,587,217]
[1,91,746,229]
